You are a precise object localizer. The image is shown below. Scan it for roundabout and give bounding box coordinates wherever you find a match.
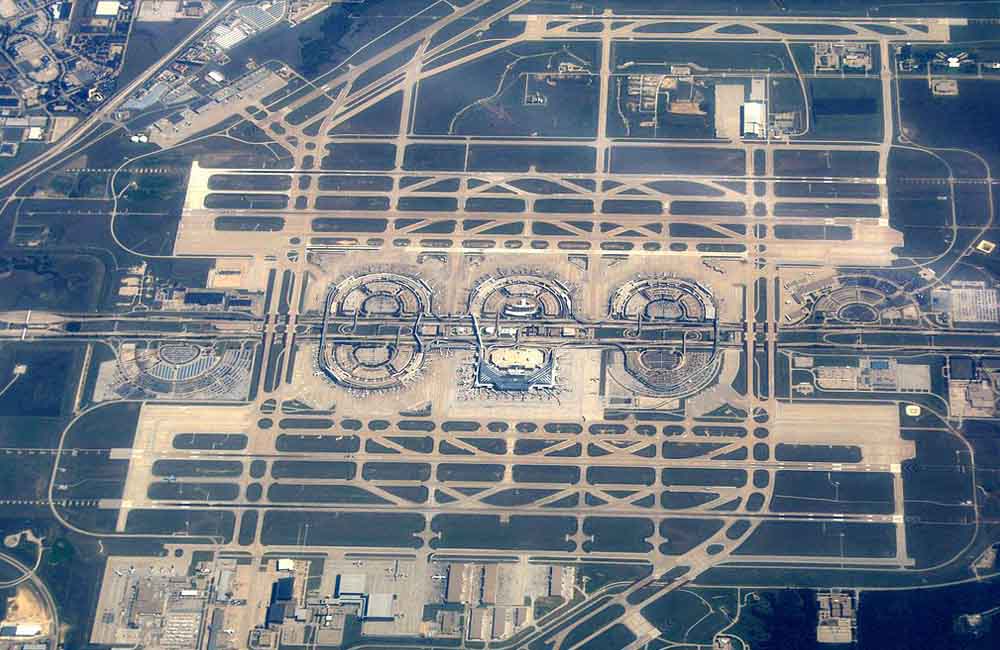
[319,271,433,390]
[108,340,255,399]
[467,273,573,320]
[606,278,724,398]
[608,277,716,322]
[791,274,922,326]
[322,341,425,390]
[325,271,434,319]
[620,345,723,398]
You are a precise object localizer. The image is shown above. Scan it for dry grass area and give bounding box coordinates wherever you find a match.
[3,584,49,627]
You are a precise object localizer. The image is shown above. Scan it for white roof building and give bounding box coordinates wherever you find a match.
[14,624,43,637]
[740,102,767,138]
[95,1,122,16]
[211,24,250,50]
[336,573,366,596]
[365,593,393,619]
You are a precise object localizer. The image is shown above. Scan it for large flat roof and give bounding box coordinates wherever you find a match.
[95,0,121,16]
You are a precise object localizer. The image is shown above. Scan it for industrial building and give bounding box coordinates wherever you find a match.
[442,563,533,641]
[94,0,124,16]
[816,591,856,644]
[740,101,767,138]
[330,573,395,620]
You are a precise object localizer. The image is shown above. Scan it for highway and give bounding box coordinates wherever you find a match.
[7,308,1000,353]
[0,0,238,193]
